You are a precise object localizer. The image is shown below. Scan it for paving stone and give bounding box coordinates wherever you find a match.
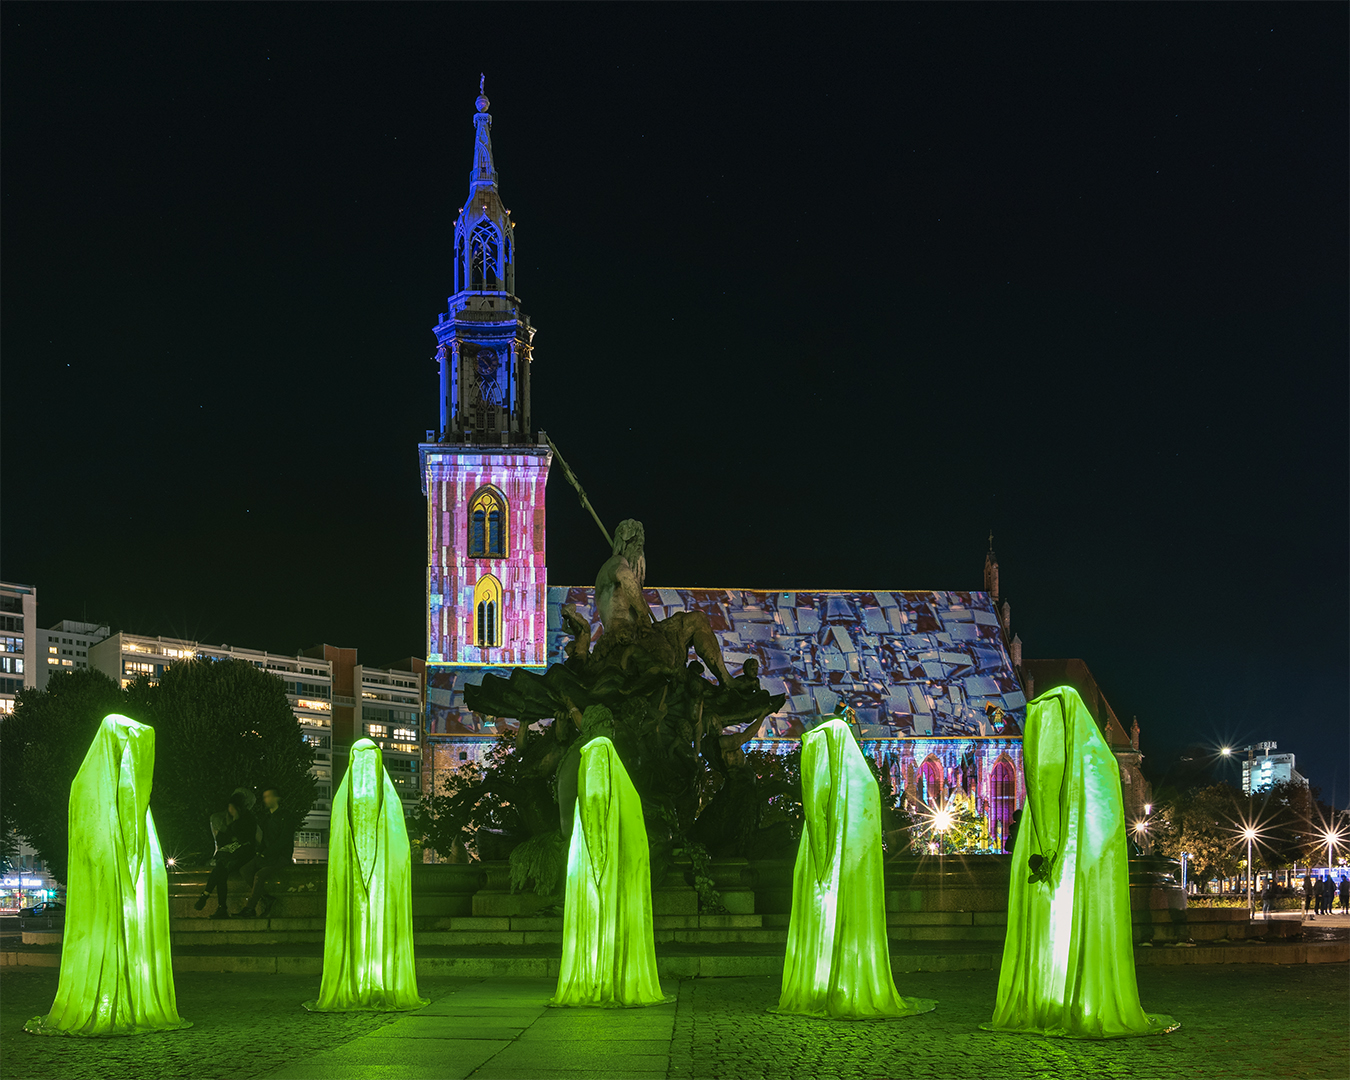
[1,964,1347,1079]
[363,1015,527,1039]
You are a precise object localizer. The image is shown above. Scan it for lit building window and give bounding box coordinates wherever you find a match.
[474,575,503,648]
[366,723,388,737]
[920,758,944,807]
[468,488,507,557]
[990,760,1016,852]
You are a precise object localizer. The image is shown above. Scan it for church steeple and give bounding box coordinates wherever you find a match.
[419,78,551,670]
[432,77,533,443]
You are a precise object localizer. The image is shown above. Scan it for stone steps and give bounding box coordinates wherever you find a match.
[25,904,1304,950]
[7,934,1345,976]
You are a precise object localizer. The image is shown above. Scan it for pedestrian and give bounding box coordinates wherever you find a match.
[1303,872,1315,919]
[1338,875,1349,915]
[1323,874,1336,916]
[236,786,295,918]
[192,793,256,919]
[1261,880,1273,918]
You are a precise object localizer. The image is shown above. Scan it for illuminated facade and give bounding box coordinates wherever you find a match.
[412,100,1150,854]
[1241,749,1307,794]
[426,587,1030,852]
[419,82,551,668]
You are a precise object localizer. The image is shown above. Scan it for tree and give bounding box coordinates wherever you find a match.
[0,669,126,882]
[1152,782,1245,885]
[1245,780,1315,874]
[1,827,21,876]
[128,657,316,862]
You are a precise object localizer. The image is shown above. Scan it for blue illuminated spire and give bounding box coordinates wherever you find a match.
[430,76,532,443]
[449,76,513,297]
[470,73,498,190]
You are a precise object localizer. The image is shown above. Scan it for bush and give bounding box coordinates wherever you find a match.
[508,830,567,898]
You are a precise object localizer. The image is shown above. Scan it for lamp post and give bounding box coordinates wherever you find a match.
[1221,742,1275,906]
[1242,826,1258,917]
[1325,825,1344,903]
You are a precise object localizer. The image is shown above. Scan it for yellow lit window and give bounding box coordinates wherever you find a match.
[474,574,503,648]
[468,487,507,557]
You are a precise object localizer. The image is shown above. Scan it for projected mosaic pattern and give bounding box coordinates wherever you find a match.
[427,586,1024,738]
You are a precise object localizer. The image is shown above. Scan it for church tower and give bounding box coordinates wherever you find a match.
[419,80,551,666]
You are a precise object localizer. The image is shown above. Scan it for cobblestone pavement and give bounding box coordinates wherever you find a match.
[1,964,1345,1080]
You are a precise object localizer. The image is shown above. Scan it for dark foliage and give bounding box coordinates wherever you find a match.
[0,669,125,882]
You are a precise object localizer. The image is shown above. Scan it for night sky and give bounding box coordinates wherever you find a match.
[4,6,1346,797]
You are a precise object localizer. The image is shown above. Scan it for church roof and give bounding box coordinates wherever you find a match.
[426,586,1027,740]
[1020,657,1132,747]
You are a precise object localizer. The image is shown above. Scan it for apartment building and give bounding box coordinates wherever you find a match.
[0,582,38,714]
[356,660,425,818]
[38,619,111,688]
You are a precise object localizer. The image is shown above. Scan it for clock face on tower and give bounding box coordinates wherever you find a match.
[474,349,502,406]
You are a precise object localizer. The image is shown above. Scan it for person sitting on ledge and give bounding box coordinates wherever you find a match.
[236,786,294,918]
[193,793,256,919]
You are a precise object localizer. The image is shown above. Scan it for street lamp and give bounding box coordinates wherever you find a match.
[1324,824,1344,890]
[1133,820,1149,857]
[1242,826,1258,916]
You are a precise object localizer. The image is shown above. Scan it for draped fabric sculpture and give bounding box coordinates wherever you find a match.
[303,738,427,1012]
[773,716,936,1020]
[25,714,191,1037]
[983,687,1178,1039]
[551,724,669,1008]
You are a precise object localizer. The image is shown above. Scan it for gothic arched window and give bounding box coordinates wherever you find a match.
[920,758,944,807]
[470,221,498,289]
[473,575,502,648]
[990,759,1016,852]
[468,487,507,557]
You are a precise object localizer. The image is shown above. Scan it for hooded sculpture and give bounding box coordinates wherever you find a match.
[25,714,191,1037]
[551,724,669,1008]
[774,716,935,1020]
[303,738,427,1012]
[984,687,1178,1039]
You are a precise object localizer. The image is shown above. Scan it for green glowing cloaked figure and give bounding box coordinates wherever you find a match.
[773,716,935,1020]
[551,733,670,1007]
[983,687,1178,1039]
[25,714,191,1037]
[302,738,427,1012]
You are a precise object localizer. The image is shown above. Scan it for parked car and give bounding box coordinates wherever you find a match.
[19,901,63,917]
